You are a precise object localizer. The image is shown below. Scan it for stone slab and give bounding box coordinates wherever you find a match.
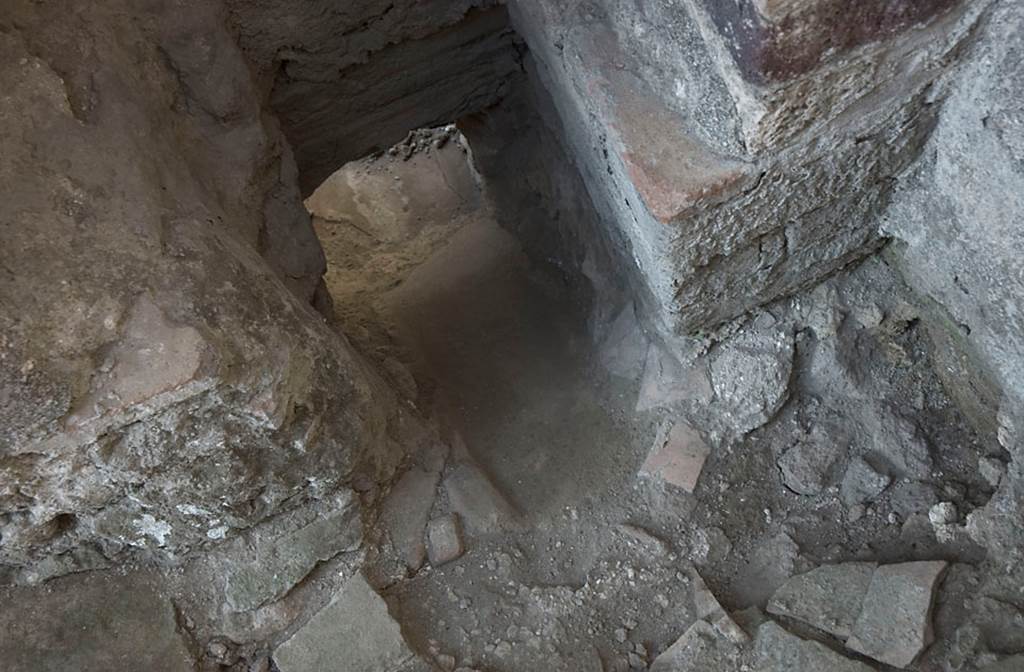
[767,562,876,639]
[755,621,877,672]
[274,574,413,672]
[847,561,948,668]
[380,466,442,571]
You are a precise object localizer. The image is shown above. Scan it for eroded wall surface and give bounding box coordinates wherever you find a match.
[0,0,416,581]
[225,0,523,195]
[883,0,1024,416]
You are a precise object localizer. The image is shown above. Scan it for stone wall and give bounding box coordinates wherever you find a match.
[504,0,984,337]
[883,0,1024,419]
[225,0,523,195]
[0,0,417,581]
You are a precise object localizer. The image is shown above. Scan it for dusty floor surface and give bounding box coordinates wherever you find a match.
[302,130,1013,672]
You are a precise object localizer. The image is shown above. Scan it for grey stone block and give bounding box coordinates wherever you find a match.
[275,574,414,672]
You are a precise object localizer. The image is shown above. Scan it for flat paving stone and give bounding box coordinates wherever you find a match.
[767,562,877,639]
[274,573,413,672]
[755,621,877,672]
[846,561,948,669]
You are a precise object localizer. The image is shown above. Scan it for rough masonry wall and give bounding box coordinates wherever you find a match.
[0,0,415,581]
[883,0,1024,417]
[506,0,983,337]
[225,0,523,195]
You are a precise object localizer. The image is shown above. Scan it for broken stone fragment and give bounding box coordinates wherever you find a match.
[978,457,1005,488]
[928,501,958,526]
[648,569,750,671]
[767,562,877,639]
[274,574,413,672]
[640,422,711,493]
[709,327,794,435]
[755,622,877,672]
[379,465,442,571]
[649,620,741,672]
[691,571,749,644]
[426,513,465,566]
[767,560,947,666]
[846,561,948,668]
[840,457,891,506]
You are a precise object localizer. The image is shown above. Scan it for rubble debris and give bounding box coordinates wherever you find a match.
[846,561,948,668]
[689,526,732,566]
[427,514,465,566]
[755,622,877,672]
[649,620,741,672]
[709,327,794,435]
[767,562,876,639]
[616,524,671,555]
[929,501,958,526]
[274,574,413,672]
[640,422,711,493]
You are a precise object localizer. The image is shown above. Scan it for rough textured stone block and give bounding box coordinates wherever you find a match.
[426,513,465,566]
[709,326,793,435]
[275,574,413,672]
[0,0,412,579]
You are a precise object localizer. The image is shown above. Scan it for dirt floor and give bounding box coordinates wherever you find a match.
[303,128,1012,672]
